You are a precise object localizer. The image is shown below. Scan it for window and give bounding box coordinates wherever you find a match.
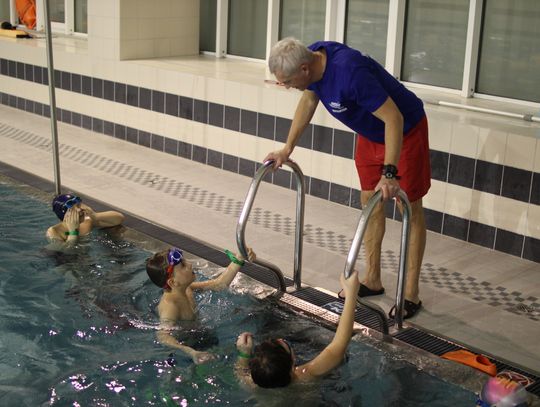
[401,0,469,89]
[279,0,325,45]
[74,0,87,34]
[0,0,10,22]
[49,0,65,24]
[14,0,89,34]
[476,0,540,103]
[200,0,217,52]
[345,0,389,66]
[228,0,268,59]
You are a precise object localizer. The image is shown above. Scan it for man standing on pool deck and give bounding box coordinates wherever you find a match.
[265,38,430,319]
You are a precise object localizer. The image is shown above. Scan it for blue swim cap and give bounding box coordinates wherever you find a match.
[52,194,81,220]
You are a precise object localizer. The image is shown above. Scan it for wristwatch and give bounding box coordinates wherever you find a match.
[381,164,400,180]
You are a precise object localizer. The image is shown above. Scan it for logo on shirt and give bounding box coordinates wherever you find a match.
[329,101,347,113]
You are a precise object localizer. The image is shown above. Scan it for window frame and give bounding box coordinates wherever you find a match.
[14,0,88,36]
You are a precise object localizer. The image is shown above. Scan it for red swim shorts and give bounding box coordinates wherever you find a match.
[354,116,431,202]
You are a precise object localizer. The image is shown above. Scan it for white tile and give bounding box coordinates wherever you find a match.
[239,84,260,111]
[173,72,195,97]
[119,18,139,40]
[224,81,242,109]
[470,189,496,227]
[443,183,472,218]
[423,179,447,213]
[534,137,540,173]
[504,132,536,171]
[154,39,171,59]
[290,147,313,176]
[274,90,300,120]
[236,132,258,162]
[192,75,208,100]
[477,127,507,164]
[450,122,479,159]
[330,155,354,188]
[494,196,529,235]
[259,88,277,117]
[206,78,225,105]
[221,129,241,157]
[205,125,224,152]
[309,151,333,183]
[427,115,452,152]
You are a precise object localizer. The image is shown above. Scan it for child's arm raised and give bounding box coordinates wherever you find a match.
[295,271,360,380]
[191,248,256,291]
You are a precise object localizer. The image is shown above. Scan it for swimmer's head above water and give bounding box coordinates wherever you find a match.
[146,247,191,291]
[52,194,81,220]
[249,338,295,388]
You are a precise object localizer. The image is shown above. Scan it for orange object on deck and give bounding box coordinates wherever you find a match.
[16,0,36,29]
[441,349,497,376]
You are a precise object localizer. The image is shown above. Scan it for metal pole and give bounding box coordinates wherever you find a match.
[236,160,305,291]
[343,189,411,330]
[43,0,62,195]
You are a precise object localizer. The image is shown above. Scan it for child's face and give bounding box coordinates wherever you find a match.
[172,259,195,285]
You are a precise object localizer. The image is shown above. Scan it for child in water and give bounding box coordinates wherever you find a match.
[46,194,124,245]
[146,246,256,364]
[235,270,360,388]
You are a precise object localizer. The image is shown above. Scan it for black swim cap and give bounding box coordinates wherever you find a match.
[51,194,81,220]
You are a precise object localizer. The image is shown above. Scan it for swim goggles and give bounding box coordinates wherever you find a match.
[63,196,81,209]
[167,247,184,266]
[163,247,183,289]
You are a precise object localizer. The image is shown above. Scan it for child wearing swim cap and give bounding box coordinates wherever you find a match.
[477,375,530,407]
[146,246,256,365]
[46,193,124,244]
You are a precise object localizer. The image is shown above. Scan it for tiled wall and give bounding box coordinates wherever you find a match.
[0,40,539,263]
[87,0,200,61]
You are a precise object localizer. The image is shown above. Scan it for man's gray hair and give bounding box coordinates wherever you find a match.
[268,37,314,77]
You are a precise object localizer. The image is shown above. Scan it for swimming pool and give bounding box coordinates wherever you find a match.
[0,176,480,406]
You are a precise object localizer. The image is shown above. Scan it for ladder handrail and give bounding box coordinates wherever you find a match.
[343,189,411,330]
[237,160,306,291]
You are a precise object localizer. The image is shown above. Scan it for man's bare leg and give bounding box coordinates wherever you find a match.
[396,198,426,304]
[360,190,385,291]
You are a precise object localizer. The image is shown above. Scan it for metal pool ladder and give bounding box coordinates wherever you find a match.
[343,189,412,331]
[236,160,305,292]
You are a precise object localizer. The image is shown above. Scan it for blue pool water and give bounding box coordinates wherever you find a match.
[0,178,478,406]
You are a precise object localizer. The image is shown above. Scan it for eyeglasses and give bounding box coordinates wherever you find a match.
[63,196,81,209]
[167,247,183,266]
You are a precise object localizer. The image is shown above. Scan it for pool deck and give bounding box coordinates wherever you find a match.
[0,104,539,376]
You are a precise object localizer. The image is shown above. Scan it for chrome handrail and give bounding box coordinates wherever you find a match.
[343,189,411,330]
[237,160,305,291]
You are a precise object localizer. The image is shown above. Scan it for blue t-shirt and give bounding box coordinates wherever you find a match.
[307,41,425,143]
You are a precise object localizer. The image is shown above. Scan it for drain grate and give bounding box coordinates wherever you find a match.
[394,327,540,396]
[291,287,388,333]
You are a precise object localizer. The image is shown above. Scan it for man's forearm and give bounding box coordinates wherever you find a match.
[284,91,319,153]
[383,120,403,166]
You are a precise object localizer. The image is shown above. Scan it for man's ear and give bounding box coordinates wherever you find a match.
[167,276,175,288]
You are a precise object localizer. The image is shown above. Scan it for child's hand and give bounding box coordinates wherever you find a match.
[236,332,253,355]
[192,351,216,365]
[340,270,360,299]
[238,248,256,263]
[64,208,80,232]
[80,203,97,222]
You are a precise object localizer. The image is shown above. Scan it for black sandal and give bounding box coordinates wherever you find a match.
[337,283,385,300]
[388,300,422,319]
